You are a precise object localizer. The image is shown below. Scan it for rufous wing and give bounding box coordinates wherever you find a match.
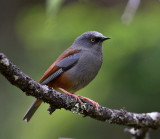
[39,48,81,84]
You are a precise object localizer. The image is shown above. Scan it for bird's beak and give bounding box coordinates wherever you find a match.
[101,37,111,41]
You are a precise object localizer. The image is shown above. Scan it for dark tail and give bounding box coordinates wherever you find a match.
[23,99,43,122]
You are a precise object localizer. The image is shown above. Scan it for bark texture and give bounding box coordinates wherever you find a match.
[0,52,160,139]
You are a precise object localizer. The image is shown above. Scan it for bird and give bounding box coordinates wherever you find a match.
[23,31,110,122]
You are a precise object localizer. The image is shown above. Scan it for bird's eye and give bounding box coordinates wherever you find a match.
[90,38,95,43]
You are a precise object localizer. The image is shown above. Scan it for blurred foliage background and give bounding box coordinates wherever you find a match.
[0,0,160,138]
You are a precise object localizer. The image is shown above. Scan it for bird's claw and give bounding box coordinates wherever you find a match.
[59,88,99,110]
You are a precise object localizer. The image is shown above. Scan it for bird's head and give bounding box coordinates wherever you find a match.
[73,31,110,51]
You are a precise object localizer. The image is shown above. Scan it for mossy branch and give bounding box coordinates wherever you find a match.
[0,52,160,139]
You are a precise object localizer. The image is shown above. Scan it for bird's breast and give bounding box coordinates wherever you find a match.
[65,50,103,91]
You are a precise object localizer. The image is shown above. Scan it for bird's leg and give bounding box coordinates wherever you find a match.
[58,88,82,103]
[79,96,99,110]
[59,88,99,110]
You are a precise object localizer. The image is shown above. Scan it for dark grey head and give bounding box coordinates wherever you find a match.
[73,31,110,51]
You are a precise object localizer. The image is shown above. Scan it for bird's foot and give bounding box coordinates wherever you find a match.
[59,88,99,110]
[59,88,82,103]
[79,96,99,110]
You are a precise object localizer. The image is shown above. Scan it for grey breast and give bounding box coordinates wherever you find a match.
[66,49,103,91]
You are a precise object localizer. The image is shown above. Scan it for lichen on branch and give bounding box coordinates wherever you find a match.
[0,52,160,139]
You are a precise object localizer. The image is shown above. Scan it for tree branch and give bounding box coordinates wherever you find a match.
[0,52,160,138]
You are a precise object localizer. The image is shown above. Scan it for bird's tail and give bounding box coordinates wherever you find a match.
[23,99,43,122]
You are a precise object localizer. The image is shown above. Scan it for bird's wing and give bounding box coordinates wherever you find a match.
[39,49,81,85]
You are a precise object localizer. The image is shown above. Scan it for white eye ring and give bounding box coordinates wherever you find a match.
[90,38,95,42]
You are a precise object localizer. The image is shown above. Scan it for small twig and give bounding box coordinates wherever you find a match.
[125,128,150,139]
[121,0,141,24]
[0,52,160,138]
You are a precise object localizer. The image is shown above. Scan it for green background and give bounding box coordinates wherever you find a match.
[0,0,160,138]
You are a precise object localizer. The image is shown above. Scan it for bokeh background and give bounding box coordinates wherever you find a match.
[0,0,160,138]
